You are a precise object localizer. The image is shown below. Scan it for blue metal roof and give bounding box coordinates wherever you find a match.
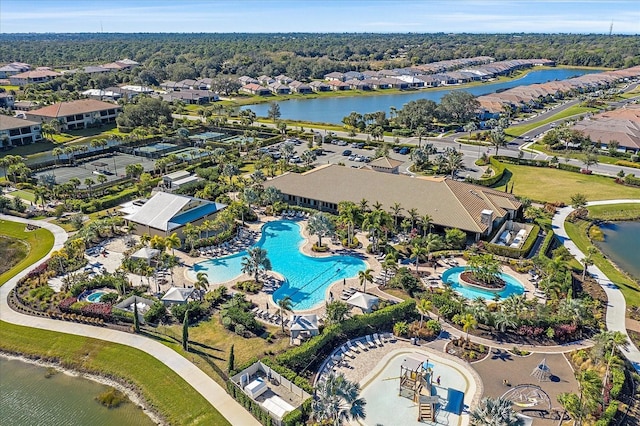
[169,202,223,227]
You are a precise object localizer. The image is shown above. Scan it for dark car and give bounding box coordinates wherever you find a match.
[342,149,352,156]
[392,146,401,153]
[399,147,410,155]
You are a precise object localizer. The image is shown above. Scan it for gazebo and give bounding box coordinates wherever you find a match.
[289,314,319,344]
[530,358,552,382]
[346,292,379,313]
[161,286,195,305]
[131,247,160,264]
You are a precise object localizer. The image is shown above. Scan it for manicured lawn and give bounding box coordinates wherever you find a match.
[153,317,290,387]
[493,162,640,203]
[0,321,229,426]
[588,203,640,221]
[10,189,36,203]
[506,106,600,137]
[0,219,54,286]
[4,140,58,157]
[564,219,640,307]
[527,143,626,166]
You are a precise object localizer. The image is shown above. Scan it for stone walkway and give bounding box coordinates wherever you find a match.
[551,199,640,372]
[0,214,260,426]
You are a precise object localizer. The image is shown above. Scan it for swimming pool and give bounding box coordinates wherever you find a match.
[189,220,367,310]
[86,290,106,303]
[441,266,525,300]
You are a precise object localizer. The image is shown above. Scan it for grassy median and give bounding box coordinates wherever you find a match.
[0,219,54,286]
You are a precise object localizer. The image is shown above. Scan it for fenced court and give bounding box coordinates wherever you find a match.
[172,147,211,161]
[32,153,154,188]
[132,142,179,158]
[189,131,226,144]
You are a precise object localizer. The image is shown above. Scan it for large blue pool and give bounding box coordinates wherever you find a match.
[441,266,524,300]
[189,220,367,310]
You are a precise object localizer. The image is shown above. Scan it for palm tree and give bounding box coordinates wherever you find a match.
[446,149,465,179]
[389,202,403,231]
[490,127,507,156]
[325,301,350,325]
[165,232,181,257]
[407,208,419,230]
[312,372,366,426]
[594,330,628,402]
[52,147,64,167]
[241,247,272,283]
[358,268,374,294]
[381,255,398,287]
[420,214,433,237]
[463,121,478,142]
[308,212,335,248]
[277,296,293,333]
[84,178,95,197]
[417,299,432,328]
[470,397,522,426]
[194,272,209,301]
[459,313,478,342]
[411,243,427,273]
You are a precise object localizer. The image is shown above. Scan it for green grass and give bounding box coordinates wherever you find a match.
[3,140,58,157]
[506,106,599,137]
[564,219,640,307]
[527,143,626,166]
[0,321,229,426]
[0,219,54,286]
[587,203,640,221]
[493,162,640,204]
[10,189,36,203]
[0,85,20,91]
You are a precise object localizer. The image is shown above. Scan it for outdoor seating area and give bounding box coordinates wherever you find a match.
[279,210,309,219]
[316,333,397,384]
[373,269,395,286]
[197,229,259,257]
[252,306,290,328]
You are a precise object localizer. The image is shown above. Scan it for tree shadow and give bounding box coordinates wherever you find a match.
[189,340,224,352]
[491,348,513,362]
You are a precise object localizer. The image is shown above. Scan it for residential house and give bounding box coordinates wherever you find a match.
[268,82,291,95]
[343,71,363,80]
[26,99,122,130]
[0,92,15,109]
[274,74,293,85]
[238,76,259,85]
[344,79,371,90]
[0,62,30,78]
[0,115,42,146]
[12,101,39,111]
[9,69,61,86]
[257,75,275,85]
[289,80,312,94]
[101,59,139,71]
[160,90,218,104]
[326,80,351,91]
[241,83,271,96]
[308,81,331,92]
[324,72,345,82]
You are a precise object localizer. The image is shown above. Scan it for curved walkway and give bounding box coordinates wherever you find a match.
[0,215,260,426]
[552,199,640,372]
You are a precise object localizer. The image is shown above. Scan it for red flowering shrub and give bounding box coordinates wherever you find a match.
[80,303,112,320]
[59,297,78,312]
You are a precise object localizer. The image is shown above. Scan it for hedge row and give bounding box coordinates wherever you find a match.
[615,160,640,169]
[624,174,640,187]
[276,300,416,373]
[538,231,555,259]
[484,225,540,258]
[80,187,140,213]
[474,157,506,186]
[226,381,274,426]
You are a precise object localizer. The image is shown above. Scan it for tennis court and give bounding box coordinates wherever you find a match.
[172,147,211,160]
[189,131,226,144]
[32,153,155,188]
[132,142,179,158]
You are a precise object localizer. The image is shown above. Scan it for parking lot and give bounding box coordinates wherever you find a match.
[261,138,413,171]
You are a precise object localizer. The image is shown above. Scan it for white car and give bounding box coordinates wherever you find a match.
[336,140,347,146]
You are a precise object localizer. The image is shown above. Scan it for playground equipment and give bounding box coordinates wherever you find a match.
[398,357,437,422]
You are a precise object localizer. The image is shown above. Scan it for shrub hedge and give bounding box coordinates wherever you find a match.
[80,187,139,213]
[538,231,555,259]
[484,225,540,258]
[276,300,416,373]
[624,174,640,187]
[474,157,506,186]
[615,160,640,169]
[226,381,274,426]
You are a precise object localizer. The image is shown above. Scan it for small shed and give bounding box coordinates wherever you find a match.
[346,292,379,313]
[289,314,319,344]
[115,295,155,324]
[161,286,195,305]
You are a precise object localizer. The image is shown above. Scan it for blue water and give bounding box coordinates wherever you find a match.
[596,221,640,280]
[190,220,367,310]
[441,267,524,300]
[86,291,106,303]
[242,68,600,124]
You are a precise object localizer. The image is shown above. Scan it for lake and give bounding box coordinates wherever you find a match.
[595,221,640,280]
[242,68,600,124]
[0,357,154,426]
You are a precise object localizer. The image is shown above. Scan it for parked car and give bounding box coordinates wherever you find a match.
[348,155,356,161]
[342,149,352,156]
[399,147,410,155]
[336,140,348,146]
[356,142,365,149]
[270,152,281,159]
[392,146,401,153]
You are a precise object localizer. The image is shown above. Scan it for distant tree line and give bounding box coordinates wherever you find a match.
[0,33,637,83]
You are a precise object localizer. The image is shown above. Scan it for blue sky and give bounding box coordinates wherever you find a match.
[1,0,638,34]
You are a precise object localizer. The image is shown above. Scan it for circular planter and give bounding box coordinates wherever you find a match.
[459,271,506,292]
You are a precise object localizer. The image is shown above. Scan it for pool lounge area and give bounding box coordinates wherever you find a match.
[189,220,367,311]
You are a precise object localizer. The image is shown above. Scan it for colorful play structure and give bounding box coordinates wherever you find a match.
[398,357,439,422]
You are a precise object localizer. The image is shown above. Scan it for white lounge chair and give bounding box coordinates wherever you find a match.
[373,333,383,346]
[341,345,355,359]
[356,340,368,351]
[366,335,376,348]
[347,341,360,354]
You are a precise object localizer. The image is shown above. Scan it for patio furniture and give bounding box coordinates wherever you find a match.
[366,335,376,348]
[373,333,383,346]
[356,340,368,351]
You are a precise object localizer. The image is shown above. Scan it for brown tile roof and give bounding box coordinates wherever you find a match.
[0,115,40,131]
[29,99,120,118]
[368,156,403,169]
[264,165,520,234]
[11,69,61,79]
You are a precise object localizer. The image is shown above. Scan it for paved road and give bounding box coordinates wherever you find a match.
[551,200,640,373]
[0,215,260,426]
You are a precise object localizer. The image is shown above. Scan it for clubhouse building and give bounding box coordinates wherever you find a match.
[264,165,522,241]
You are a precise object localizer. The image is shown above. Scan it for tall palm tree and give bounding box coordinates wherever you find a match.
[241,247,272,283]
[459,313,478,342]
[389,202,403,231]
[581,246,598,281]
[421,214,433,238]
[417,299,432,329]
[358,268,374,294]
[165,232,181,257]
[194,272,209,301]
[594,330,628,402]
[277,296,293,333]
[470,397,522,426]
[411,243,427,273]
[312,372,366,426]
[407,208,419,230]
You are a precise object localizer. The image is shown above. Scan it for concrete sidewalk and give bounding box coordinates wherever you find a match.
[0,214,260,426]
[551,199,640,372]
